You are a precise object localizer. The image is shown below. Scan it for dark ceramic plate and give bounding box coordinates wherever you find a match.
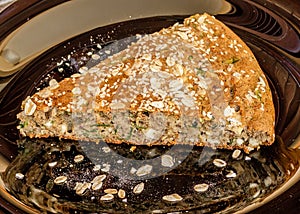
[0,0,299,213]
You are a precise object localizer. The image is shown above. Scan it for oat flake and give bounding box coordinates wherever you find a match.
[100,194,114,201]
[133,182,145,194]
[213,158,227,168]
[136,164,153,177]
[194,183,209,192]
[162,193,183,202]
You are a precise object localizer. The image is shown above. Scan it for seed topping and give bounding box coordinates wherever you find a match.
[24,98,36,116]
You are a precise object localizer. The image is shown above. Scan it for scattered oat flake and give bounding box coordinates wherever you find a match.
[91,175,105,184]
[118,189,126,198]
[181,95,195,107]
[91,175,106,190]
[133,182,145,194]
[174,64,184,76]
[74,182,91,195]
[92,175,106,183]
[161,155,174,168]
[92,181,103,191]
[232,149,241,159]
[100,193,114,201]
[177,31,188,40]
[169,79,183,91]
[136,164,153,177]
[194,183,209,192]
[104,189,118,194]
[166,56,176,67]
[163,193,183,202]
[213,158,227,167]
[74,154,84,163]
[54,176,67,184]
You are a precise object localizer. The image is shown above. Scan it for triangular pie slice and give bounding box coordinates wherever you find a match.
[17,14,275,153]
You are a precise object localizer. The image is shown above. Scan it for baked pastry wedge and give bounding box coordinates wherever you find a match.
[17,14,275,153]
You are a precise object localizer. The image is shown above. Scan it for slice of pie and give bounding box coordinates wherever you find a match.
[17,14,275,153]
